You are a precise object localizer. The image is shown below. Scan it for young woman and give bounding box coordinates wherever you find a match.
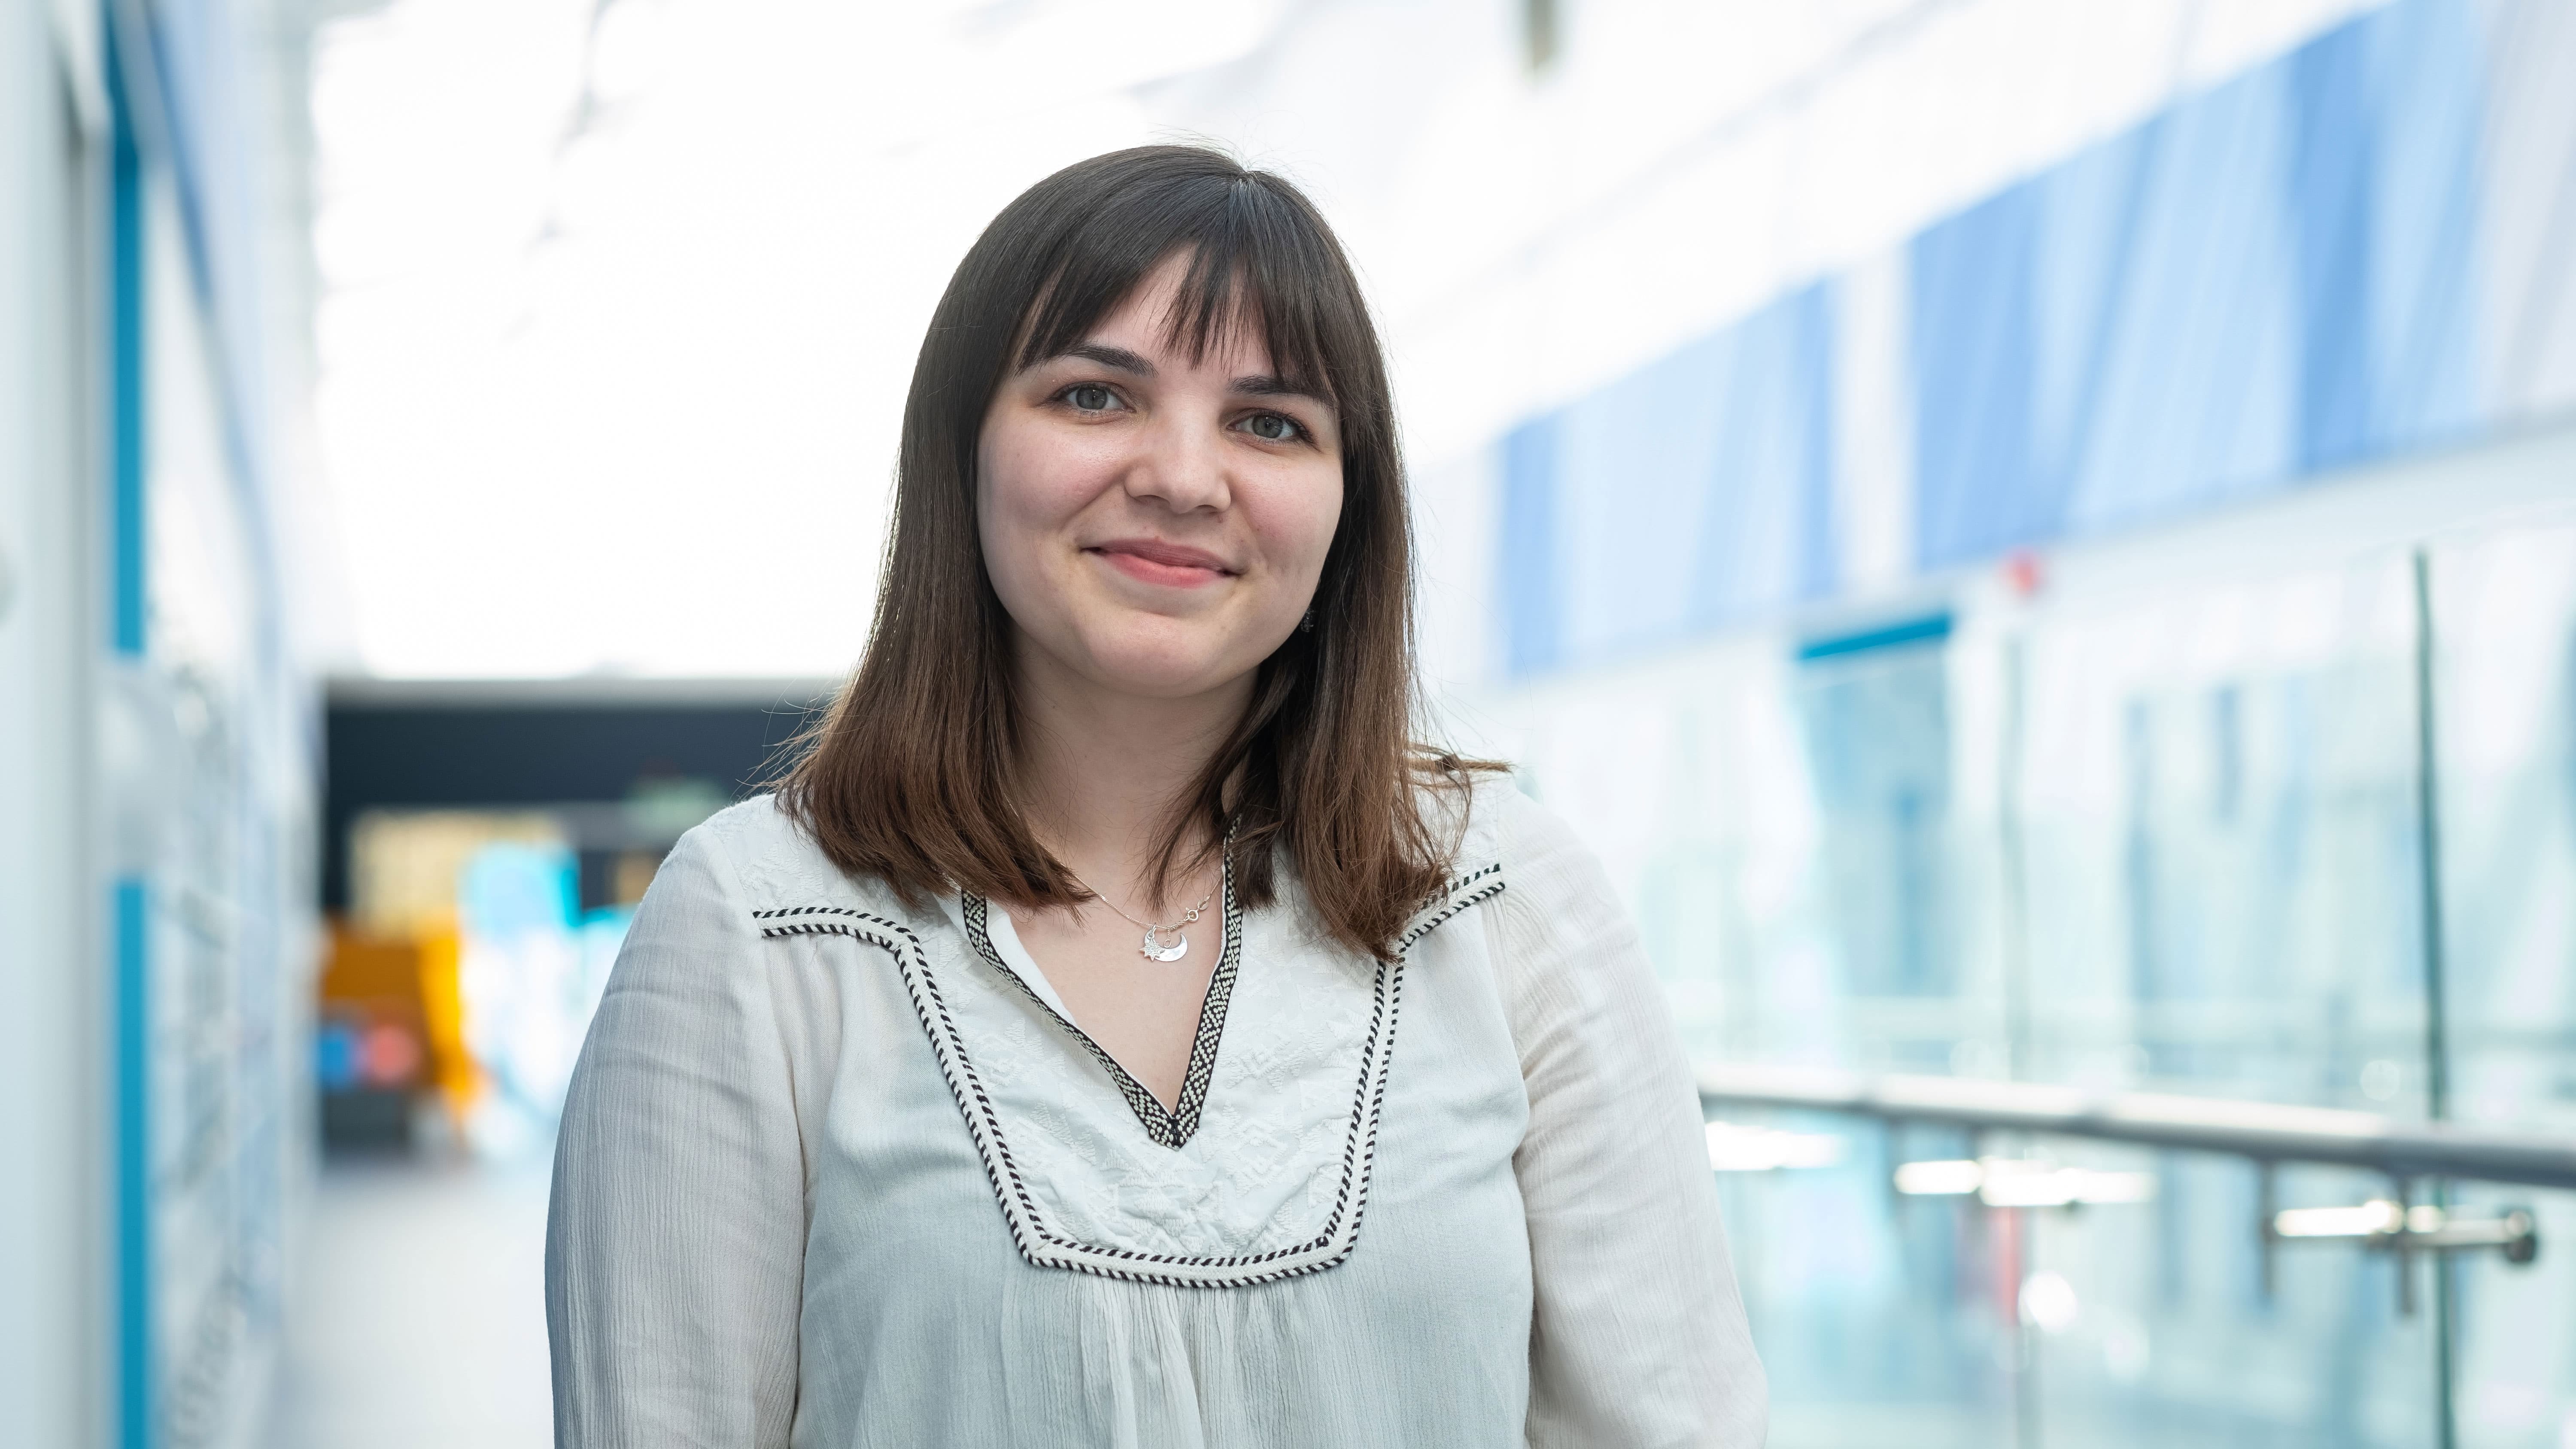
[547,145,1764,1448]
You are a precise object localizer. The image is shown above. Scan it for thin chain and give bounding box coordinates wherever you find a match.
[1068,872,1212,936]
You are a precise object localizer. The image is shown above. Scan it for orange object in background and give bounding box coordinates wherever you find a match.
[319,922,479,1130]
[319,926,425,1079]
[412,925,477,1114]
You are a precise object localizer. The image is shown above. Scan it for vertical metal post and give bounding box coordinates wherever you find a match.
[1998,632,2033,1082]
[2411,550,2451,1127]
[2000,1198,2040,1449]
[1885,1121,1906,1223]
[2394,1177,2417,1318]
[2409,549,2456,1449]
[1994,622,2039,1449]
[2256,1160,2278,1303]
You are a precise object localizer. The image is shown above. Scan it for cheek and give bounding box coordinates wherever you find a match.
[981,425,1060,533]
[976,422,1093,595]
[1253,471,1345,587]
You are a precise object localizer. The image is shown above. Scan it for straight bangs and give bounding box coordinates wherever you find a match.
[781,146,1485,961]
[1012,174,1380,456]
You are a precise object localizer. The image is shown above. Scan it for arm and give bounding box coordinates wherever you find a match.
[547,823,806,1448]
[1489,791,1767,1449]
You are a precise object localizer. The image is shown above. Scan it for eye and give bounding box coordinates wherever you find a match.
[1060,383,1122,413]
[1240,412,1304,443]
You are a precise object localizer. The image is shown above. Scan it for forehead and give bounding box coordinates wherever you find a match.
[1018,245,1329,393]
[1082,259,1272,366]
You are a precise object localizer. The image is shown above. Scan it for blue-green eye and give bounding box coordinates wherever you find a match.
[1243,412,1302,442]
[1064,384,1118,412]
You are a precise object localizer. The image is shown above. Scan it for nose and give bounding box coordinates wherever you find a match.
[1123,410,1231,515]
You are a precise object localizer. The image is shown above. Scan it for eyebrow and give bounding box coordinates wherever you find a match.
[1231,374,1334,408]
[1055,343,1154,375]
[1046,343,1334,409]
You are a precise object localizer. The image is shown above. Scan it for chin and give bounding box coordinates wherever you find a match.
[1085,656,1239,701]
[1078,629,1256,700]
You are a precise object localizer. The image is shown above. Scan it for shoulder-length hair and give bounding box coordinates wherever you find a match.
[780,145,1473,960]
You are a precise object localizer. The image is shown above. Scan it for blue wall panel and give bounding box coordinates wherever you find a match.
[1681,286,1835,627]
[1912,186,2046,569]
[2027,122,2146,520]
[1521,284,1838,667]
[2293,15,2380,473]
[1499,415,1563,675]
[1558,331,1729,657]
[1776,284,1840,608]
[2062,63,2300,532]
[1498,0,2495,679]
[2359,0,2481,458]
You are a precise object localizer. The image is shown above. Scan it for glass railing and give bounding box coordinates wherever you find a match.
[1488,444,2576,1446]
[1699,1068,2569,1449]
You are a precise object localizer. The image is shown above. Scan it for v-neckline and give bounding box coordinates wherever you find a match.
[956,852,1242,1150]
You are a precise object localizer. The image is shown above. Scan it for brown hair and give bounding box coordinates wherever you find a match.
[780,145,1481,960]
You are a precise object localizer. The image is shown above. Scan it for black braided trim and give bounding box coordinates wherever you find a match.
[1392,862,1507,956]
[750,860,1503,1288]
[953,844,1239,1149]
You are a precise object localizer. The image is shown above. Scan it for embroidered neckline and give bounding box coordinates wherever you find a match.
[955,852,1241,1150]
[749,857,1507,1289]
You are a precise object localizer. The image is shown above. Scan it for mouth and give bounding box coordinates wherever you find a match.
[1087,538,1236,589]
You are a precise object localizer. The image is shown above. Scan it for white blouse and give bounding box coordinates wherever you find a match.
[546,777,1765,1448]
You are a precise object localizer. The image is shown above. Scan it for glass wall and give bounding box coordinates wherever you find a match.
[1485,452,2576,1447]
[2431,517,2576,1448]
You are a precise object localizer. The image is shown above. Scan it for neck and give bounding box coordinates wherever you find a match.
[1012,637,1248,912]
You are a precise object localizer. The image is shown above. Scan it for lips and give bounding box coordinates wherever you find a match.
[1088,538,1235,588]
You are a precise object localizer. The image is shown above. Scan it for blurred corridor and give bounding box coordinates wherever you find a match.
[273,1156,552,1449]
[8,1,2576,1446]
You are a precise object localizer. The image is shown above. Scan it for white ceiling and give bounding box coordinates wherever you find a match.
[305,0,2386,679]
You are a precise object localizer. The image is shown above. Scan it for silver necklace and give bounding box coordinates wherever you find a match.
[1072,876,1214,962]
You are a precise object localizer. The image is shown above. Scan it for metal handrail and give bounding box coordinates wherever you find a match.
[1698,1064,2576,1191]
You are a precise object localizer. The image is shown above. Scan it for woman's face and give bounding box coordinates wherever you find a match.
[977,255,1344,705]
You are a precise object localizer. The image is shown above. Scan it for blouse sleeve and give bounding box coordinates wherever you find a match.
[547,822,806,1448]
[1486,787,1768,1449]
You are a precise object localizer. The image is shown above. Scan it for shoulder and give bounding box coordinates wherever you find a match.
[617,796,923,995]
[1400,770,1624,959]
[676,793,795,865]
[659,794,901,920]
[1432,770,1594,889]
[1440,775,1638,981]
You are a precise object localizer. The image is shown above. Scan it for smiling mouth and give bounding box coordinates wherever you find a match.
[1088,539,1235,588]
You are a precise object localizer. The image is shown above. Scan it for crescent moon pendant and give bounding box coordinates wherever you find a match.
[1140,926,1190,963]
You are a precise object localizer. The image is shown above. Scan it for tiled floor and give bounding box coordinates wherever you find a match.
[273,1152,555,1449]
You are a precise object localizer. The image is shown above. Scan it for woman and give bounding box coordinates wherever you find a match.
[547,145,1764,1448]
